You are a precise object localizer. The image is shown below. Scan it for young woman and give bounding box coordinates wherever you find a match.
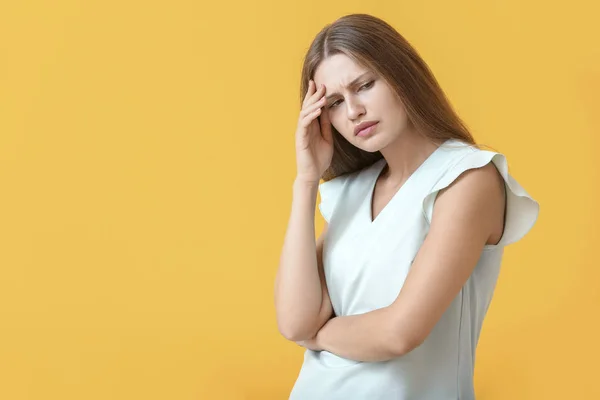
[274,13,539,399]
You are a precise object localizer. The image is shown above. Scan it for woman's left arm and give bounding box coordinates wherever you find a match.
[300,164,506,362]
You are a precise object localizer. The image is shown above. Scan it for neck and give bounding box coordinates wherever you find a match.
[379,130,441,184]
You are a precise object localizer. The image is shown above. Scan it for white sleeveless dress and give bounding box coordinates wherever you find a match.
[288,139,540,400]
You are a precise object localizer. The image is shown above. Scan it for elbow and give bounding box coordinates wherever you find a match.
[277,320,317,342]
[387,327,427,358]
[389,334,425,358]
[385,307,429,357]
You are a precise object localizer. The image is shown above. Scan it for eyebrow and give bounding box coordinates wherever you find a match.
[324,72,371,102]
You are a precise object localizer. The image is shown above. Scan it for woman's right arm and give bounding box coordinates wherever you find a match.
[274,179,333,342]
[274,79,334,342]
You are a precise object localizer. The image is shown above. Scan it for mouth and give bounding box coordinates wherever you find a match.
[354,121,379,137]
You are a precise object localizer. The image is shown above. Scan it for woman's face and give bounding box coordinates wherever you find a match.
[313,54,410,153]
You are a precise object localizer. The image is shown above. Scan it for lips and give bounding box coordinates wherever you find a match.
[354,121,379,136]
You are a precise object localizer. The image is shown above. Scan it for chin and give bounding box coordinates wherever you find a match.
[359,132,393,150]
[355,140,386,153]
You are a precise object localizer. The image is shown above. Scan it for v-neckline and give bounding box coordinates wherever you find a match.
[366,141,449,225]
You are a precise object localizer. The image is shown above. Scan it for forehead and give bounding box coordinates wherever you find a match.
[313,54,370,88]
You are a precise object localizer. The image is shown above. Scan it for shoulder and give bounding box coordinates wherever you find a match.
[319,160,382,222]
[320,159,382,189]
[317,169,358,223]
[433,162,506,244]
[437,161,505,202]
[426,143,539,248]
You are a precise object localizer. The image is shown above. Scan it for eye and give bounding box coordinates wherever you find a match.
[329,99,342,108]
[328,80,374,109]
[359,80,375,90]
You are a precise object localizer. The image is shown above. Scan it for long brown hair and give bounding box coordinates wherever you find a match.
[300,13,477,182]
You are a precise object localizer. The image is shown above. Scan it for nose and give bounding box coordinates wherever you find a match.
[346,97,365,121]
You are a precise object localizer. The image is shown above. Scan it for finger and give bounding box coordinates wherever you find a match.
[302,80,316,108]
[300,97,326,118]
[301,107,322,127]
[302,81,325,109]
[307,83,326,106]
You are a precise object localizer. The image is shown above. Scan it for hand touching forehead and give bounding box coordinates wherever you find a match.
[313,54,372,100]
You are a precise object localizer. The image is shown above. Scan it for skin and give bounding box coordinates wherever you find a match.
[295,54,507,362]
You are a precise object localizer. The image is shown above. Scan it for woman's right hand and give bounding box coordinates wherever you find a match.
[295,80,334,184]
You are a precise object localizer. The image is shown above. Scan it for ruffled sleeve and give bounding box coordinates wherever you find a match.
[318,174,351,223]
[422,150,540,248]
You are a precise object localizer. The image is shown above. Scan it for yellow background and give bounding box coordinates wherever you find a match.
[1,1,598,399]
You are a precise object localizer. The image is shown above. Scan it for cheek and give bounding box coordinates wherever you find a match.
[383,96,408,120]
[391,94,407,115]
[328,113,345,135]
[332,123,347,138]
[332,120,353,140]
